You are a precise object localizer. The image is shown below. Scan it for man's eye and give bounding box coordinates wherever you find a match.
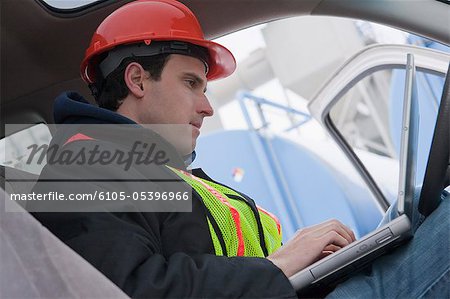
[185,79,196,88]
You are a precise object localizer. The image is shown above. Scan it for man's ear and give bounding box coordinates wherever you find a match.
[124,62,147,98]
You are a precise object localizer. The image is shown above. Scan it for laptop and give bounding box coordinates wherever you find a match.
[290,53,422,293]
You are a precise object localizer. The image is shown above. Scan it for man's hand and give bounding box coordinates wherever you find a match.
[267,219,356,278]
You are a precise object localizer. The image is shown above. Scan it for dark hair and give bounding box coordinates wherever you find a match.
[93,54,171,111]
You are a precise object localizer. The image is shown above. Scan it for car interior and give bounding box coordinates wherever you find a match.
[1,0,449,297]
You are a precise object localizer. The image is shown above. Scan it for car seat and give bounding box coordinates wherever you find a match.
[0,166,129,298]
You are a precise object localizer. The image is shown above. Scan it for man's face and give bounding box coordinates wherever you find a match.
[138,54,213,155]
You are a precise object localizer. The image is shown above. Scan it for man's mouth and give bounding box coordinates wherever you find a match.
[190,122,202,130]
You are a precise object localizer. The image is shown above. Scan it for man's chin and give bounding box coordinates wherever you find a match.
[177,142,196,158]
[191,125,201,138]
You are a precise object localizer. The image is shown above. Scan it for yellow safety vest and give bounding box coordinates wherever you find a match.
[169,167,282,257]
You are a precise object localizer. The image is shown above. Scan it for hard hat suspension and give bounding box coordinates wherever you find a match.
[98,41,210,82]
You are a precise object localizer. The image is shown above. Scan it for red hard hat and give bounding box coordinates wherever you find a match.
[81,0,236,84]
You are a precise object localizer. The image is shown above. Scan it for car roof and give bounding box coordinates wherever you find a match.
[2,0,449,134]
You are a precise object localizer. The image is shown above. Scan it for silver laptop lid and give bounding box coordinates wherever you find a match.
[397,53,419,218]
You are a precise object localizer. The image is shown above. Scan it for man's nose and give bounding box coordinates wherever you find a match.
[198,94,214,117]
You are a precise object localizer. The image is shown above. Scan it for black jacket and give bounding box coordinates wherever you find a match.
[32,92,296,298]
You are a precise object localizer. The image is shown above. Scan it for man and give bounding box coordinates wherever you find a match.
[32,0,449,298]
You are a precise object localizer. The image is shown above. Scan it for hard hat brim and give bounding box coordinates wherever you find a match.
[183,38,237,81]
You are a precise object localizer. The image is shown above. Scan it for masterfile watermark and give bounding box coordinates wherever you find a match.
[4,124,195,212]
[4,124,194,174]
[9,191,190,202]
[27,141,170,171]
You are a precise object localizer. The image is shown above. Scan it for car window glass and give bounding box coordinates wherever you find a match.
[203,16,422,201]
[0,124,52,174]
[194,16,449,239]
[192,16,426,239]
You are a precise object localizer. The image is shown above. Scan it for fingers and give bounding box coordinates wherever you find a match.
[314,219,356,245]
[342,223,356,242]
[321,230,347,248]
[318,244,341,260]
[327,220,355,243]
[323,244,342,252]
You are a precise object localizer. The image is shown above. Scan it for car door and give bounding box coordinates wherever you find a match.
[308,43,450,211]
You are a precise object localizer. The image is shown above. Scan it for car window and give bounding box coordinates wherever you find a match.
[0,124,52,174]
[203,16,426,198]
[194,16,449,239]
